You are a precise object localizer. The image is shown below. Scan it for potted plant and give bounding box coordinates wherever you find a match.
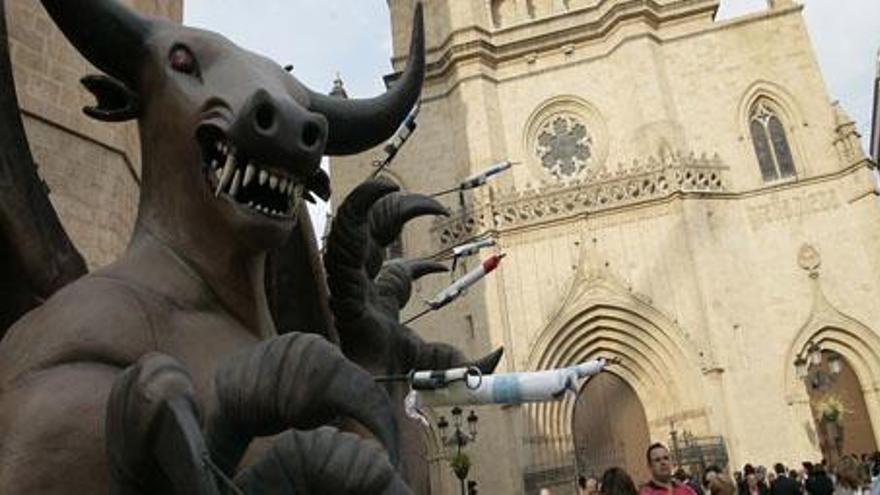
[450,451,471,480]
[815,395,849,423]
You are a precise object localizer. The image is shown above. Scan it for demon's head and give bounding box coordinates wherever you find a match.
[42,0,423,251]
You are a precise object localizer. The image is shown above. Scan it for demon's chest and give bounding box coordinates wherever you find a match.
[150,307,264,408]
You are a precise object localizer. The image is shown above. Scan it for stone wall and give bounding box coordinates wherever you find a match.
[4,0,182,268]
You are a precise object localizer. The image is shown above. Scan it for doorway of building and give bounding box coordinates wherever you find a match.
[573,372,652,483]
[807,353,878,464]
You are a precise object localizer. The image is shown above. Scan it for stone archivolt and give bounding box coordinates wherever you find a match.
[434,150,727,246]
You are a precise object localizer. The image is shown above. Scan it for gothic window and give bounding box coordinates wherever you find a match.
[535,115,594,179]
[749,101,796,182]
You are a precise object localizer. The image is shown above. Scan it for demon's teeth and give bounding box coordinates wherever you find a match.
[269,175,279,191]
[229,168,242,197]
[259,170,269,186]
[279,178,288,193]
[243,165,256,187]
[215,155,236,197]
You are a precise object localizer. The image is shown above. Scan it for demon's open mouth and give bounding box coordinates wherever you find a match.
[198,126,304,219]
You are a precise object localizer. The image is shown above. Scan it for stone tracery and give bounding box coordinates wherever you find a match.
[435,151,727,246]
[535,115,593,179]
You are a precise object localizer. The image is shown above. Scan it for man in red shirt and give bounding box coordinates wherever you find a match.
[639,443,697,495]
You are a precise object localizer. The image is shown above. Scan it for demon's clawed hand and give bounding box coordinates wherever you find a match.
[107,344,411,495]
[324,177,503,377]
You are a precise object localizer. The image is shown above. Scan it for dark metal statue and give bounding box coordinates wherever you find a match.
[324,178,504,491]
[0,0,501,493]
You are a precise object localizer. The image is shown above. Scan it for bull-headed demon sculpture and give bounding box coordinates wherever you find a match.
[0,1,500,493]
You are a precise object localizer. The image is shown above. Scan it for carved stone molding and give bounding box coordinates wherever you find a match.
[434,150,727,246]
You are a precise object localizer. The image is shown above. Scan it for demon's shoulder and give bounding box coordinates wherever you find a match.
[0,274,158,381]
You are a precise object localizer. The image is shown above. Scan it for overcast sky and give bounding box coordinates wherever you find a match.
[184,1,880,235]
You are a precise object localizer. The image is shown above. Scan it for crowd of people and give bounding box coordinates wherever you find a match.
[552,444,880,495]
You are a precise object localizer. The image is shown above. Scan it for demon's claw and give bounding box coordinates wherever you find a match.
[207,333,400,474]
[472,346,505,374]
[235,427,412,495]
[106,353,220,495]
[376,259,448,312]
[369,193,448,247]
[343,178,400,223]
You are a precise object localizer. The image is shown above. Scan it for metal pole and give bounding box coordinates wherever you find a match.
[457,438,466,495]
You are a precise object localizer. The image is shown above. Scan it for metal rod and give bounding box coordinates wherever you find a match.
[429,186,463,198]
[373,374,410,383]
[402,307,433,325]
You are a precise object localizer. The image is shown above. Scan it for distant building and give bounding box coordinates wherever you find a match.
[332,1,880,493]
[871,49,879,162]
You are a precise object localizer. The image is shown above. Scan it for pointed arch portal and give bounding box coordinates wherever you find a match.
[784,281,880,461]
[572,371,651,481]
[522,272,707,480]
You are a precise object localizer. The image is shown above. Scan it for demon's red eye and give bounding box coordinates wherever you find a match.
[169,45,198,76]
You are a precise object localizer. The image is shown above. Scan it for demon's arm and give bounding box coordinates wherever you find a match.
[0,0,87,336]
[323,177,503,377]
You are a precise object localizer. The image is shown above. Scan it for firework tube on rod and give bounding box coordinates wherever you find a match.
[451,238,496,258]
[408,359,608,409]
[427,254,505,310]
[460,160,514,190]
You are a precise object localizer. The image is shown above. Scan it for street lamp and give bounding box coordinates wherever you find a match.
[808,342,822,367]
[436,407,479,495]
[793,341,842,391]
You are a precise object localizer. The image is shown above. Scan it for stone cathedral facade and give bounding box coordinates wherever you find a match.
[331,0,880,493]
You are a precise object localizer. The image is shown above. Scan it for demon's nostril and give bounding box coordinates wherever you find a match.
[255,103,275,132]
[301,121,321,148]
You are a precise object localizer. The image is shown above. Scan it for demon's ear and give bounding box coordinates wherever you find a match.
[80,74,139,122]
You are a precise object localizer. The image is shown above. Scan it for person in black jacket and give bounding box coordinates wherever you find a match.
[770,464,800,495]
[804,464,834,495]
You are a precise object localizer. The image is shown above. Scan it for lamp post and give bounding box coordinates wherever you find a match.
[436,407,479,495]
[793,342,845,465]
[793,342,842,392]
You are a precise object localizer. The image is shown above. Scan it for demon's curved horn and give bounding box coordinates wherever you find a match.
[308,2,425,156]
[40,0,153,84]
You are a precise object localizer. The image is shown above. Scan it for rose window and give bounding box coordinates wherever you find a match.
[535,115,593,179]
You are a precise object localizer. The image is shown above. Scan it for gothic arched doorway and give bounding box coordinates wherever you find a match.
[573,372,651,482]
[807,353,878,463]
